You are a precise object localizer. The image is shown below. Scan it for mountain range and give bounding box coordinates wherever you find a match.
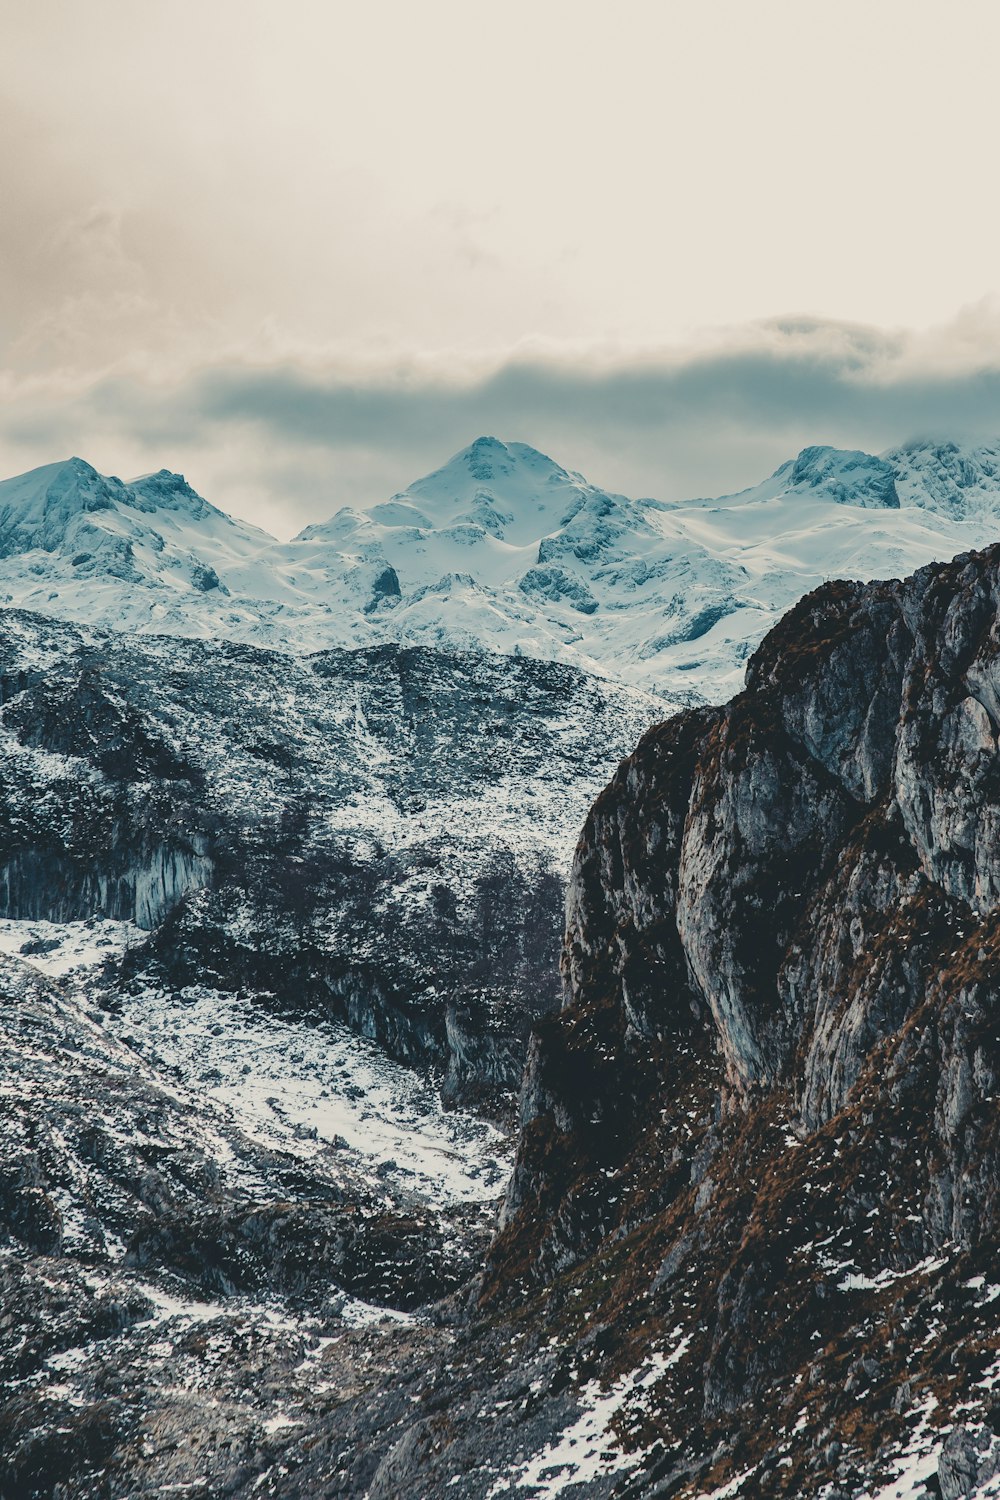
[4,434,1000,700]
[5,434,1000,1497]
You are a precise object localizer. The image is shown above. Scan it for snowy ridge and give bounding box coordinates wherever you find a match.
[2,436,1000,699]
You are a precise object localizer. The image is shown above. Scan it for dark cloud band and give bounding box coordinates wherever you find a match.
[3,317,1000,531]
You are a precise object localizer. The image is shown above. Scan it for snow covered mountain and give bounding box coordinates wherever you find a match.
[0,607,661,1109]
[0,456,265,594]
[0,455,397,645]
[7,447,1000,1496]
[4,436,1000,701]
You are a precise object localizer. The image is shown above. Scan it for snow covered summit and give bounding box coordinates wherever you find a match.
[302,435,605,546]
[1,435,1000,699]
[0,455,271,606]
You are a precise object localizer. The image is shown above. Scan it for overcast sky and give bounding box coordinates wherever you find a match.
[3,0,1000,535]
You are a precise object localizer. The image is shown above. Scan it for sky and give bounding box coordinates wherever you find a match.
[3,0,1000,536]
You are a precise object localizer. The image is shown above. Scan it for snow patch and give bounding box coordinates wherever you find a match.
[109,981,510,1210]
[489,1333,692,1497]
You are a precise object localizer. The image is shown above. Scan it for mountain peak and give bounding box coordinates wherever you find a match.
[887,436,1000,517]
[63,454,101,477]
[128,468,219,522]
[294,438,587,546]
[0,457,126,557]
[383,437,594,544]
[461,436,516,483]
[784,445,900,509]
[0,458,228,559]
[418,436,570,488]
[34,455,106,488]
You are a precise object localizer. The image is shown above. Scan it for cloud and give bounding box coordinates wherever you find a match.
[1,313,1000,537]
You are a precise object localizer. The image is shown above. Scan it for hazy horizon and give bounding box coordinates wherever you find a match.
[4,0,1000,535]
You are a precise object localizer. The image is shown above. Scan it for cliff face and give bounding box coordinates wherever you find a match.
[482,548,1000,1496]
[554,550,1000,1140]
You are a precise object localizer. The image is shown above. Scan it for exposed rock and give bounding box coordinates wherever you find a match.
[938,1424,1000,1499]
[482,543,1000,1495]
[0,611,659,1106]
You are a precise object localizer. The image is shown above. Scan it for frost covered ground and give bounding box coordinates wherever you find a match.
[0,916,510,1213]
[116,982,510,1209]
[0,915,139,977]
[487,1336,693,1498]
[0,923,505,1496]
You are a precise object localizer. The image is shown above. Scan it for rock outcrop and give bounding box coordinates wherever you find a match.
[477,546,1000,1495]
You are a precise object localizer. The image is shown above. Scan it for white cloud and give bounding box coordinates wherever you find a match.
[3,2,1000,529]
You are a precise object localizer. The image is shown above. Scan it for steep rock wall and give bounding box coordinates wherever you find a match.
[553,557,1000,1114]
[0,842,212,930]
[480,546,1000,1497]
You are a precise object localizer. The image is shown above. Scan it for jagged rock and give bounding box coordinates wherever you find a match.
[482,543,1000,1494]
[938,1424,1000,1499]
[368,1420,444,1499]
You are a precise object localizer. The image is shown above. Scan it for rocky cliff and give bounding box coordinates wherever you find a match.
[472,544,1000,1495]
